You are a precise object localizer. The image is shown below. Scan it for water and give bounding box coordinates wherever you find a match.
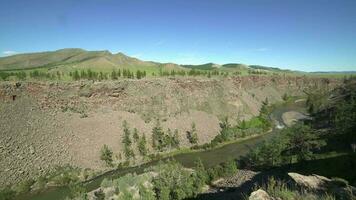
[19,101,306,200]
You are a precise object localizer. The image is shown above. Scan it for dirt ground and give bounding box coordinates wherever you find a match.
[0,76,339,186]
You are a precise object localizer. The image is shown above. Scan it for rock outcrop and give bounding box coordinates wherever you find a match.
[249,189,271,200]
[288,172,331,190]
[288,172,356,199]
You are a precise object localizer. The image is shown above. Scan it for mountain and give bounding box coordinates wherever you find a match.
[0,48,299,74]
[0,48,185,72]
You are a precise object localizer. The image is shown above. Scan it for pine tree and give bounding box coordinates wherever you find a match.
[152,120,165,151]
[133,128,140,142]
[111,70,118,80]
[172,129,180,149]
[122,121,134,159]
[73,70,80,80]
[187,122,198,144]
[138,133,148,156]
[100,145,113,166]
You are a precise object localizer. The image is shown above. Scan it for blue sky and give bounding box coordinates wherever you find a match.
[0,0,355,71]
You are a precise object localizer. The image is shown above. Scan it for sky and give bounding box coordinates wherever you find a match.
[0,0,356,72]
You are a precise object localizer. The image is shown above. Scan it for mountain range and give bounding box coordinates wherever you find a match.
[0,48,289,74]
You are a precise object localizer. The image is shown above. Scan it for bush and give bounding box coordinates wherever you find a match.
[100,173,155,200]
[186,123,198,144]
[152,161,204,200]
[100,145,113,167]
[0,187,16,200]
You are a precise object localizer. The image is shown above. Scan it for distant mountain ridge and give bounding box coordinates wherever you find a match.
[0,48,296,73]
[0,48,185,72]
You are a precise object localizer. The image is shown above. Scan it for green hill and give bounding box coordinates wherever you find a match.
[0,48,185,73]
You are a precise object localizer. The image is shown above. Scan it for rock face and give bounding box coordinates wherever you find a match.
[0,77,340,186]
[249,189,271,200]
[288,172,331,190]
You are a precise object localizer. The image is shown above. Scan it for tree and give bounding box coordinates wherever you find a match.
[122,121,134,159]
[73,70,80,80]
[172,129,180,149]
[259,98,272,131]
[136,70,142,79]
[100,145,113,166]
[152,121,166,151]
[282,93,289,101]
[111,70,117,80]
[138,133,148,156]
[152,161,204,200]
[187,122,198,144]
[284,123,321,162]
[133,128,140,142]
[194,158,208,184]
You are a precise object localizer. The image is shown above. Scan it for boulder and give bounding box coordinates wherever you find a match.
[249,189,271,200]
[288,172,330,190]
[288,172,356,199]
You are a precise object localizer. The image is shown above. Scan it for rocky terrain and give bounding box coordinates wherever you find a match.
[0,76,339,186]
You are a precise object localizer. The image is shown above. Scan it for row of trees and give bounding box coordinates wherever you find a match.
[242,123,323,168]
[122,121,148,160]
[96,159,238,200]
[243,78,356,169]
[101,120,202,166]
[100,121,149,166]
[248,70,268,75]
[152,121,180,152]
[151,159,238,200]
[0,68,248,81]
[196,98,272,150]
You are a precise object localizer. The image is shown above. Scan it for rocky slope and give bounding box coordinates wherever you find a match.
[0,76,339,186]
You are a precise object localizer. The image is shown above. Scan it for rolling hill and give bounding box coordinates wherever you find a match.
[0,48,185,73]
[0,48,309,77]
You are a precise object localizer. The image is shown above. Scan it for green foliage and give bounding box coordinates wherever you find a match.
[68,183,87,200]
[100,144,113,166]
[194,159,209,184]
[138,133,148,156]
[333,91,356,137]
[100,173,155,200]
[152,161,204,200]
[13,179,35,194]
[186,122,198,144]
[172,129,180,149]
[122,121,134,159]
[152,121,166,151]
[0,71,27,80]
[305,87,329,114]
[46,165,82,186]
[284,123,322,162]
[206,159,238,182]
[200,113,272,150]
[282,93,289,101]
[0,187,16,200]
[133,128,140,142]
[151,122,180,152]
[258,98,272,131]
[243,123,324,168]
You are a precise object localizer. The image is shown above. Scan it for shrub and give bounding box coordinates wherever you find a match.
[0,187,16,200]
[100,145,113,167]
[187,122,198,144]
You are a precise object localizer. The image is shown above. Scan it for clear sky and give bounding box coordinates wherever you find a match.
[0,0,355,72]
